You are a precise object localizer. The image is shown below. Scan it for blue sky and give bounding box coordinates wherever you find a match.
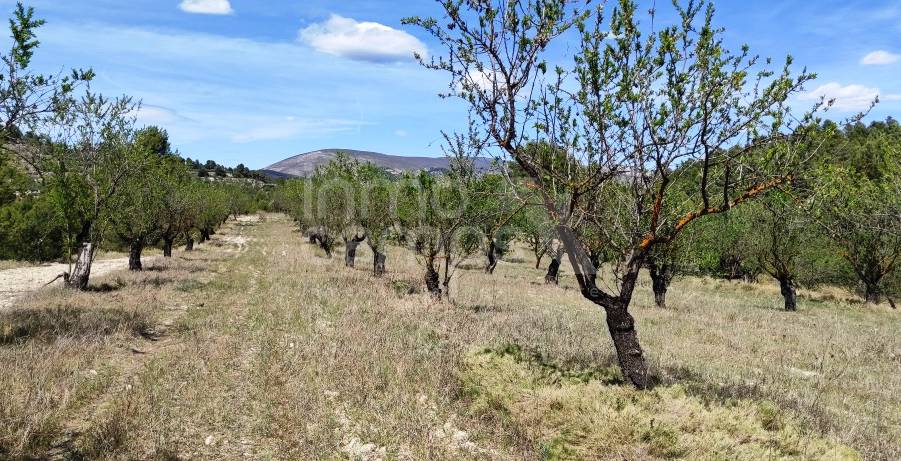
[2,0,899,169]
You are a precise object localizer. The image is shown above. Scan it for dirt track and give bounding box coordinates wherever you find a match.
[0,217,262,308]
[0,257,154,308]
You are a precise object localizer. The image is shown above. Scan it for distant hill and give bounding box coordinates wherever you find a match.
[262,149,495,178]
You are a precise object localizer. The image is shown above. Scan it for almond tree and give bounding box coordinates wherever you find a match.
[157,158,194,257]
[515,201,554,269]
[40,92,145,289]
[310,154,361,258]
[470,172,521,273]
[814,120,901,305]
[397,167,480,300]
[110,153,163,271]
[355,164,393,275]
[407,0,819,388]
[816,169,900,304]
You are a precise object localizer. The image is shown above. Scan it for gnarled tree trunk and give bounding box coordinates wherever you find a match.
[648,262,673,309]
[344,235,364,268]
[162,236,174,258]
[413,235,425,255]
[185,232,194,252]
[373,250,387,277]
[321,240,333,258]
[425,260,441,298]
[66,243,94,290]
[863,282,880,304]
[556,225,649,389]
[486,240,498,274]
[778,276,797,311]
[129,238,145,271]
[605,301,648,387]
[545,257,561,284]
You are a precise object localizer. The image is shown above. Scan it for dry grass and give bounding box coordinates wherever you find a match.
[0,214,897,460]
[462,346,857,460]
[0,260,39,271]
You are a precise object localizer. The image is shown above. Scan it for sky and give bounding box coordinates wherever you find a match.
[1,0,899,169]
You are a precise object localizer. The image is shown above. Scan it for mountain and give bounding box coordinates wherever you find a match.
[262,149,495,178]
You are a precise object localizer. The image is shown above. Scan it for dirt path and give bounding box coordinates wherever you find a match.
[0,257,158,308]
[0,218,263,308]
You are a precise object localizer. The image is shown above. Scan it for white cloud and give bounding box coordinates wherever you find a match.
[394,129,408,137]
[179,0,233,15]
[36,22,448,165]
[861,50,900,65]
[800,82,881,111]
[133,105,180,125]
[298,14,427,63]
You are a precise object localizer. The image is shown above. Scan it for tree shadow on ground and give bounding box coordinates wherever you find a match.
[488,343,626,386]
[0,306,154,345]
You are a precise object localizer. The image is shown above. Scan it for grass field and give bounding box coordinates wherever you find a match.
[1,214,897,460]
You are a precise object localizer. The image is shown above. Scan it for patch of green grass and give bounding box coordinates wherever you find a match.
[461,347,859,460]
[174,279,207,293]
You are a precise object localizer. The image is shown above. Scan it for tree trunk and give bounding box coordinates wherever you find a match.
[442,253,452,300]
[162,236,174,258]
[486,240,498,274]
[185,232,195,252]
[128,239,144,271]
[200,229,211,243]
[345,238,363,268]
[605,302,649,389]
[650,273,668,309]
[66,243,94,290]
[648,262,672,309]
[778,276,797,311]
[425,263,441,298]
[373,251,387,277]
[414,236,425,255]
[864,282,880,304]
[588,251,601,274]
[320,239,333,258]
[534,254,543,269]
[545,257,561,284]
[554,225,650,389]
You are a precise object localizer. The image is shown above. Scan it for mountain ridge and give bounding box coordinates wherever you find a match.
[262,149,494,178]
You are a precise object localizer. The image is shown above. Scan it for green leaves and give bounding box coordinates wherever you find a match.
[0,3,91,141]
[8,2,45,68]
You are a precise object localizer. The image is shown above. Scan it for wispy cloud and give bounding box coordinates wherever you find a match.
[298,14,427,63]
[179,0,233,15]
[861,50,900,65]
[800,82,882,111]
[132,104,192,126]
[232,117,372,143]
